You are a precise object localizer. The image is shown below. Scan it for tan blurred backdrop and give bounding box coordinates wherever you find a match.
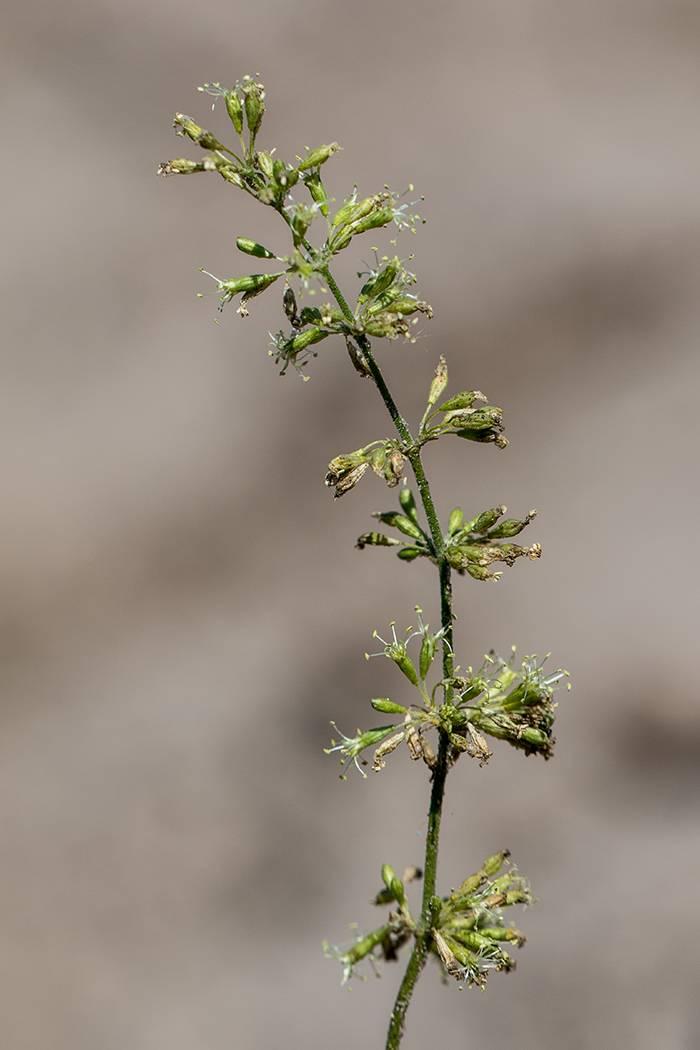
[1,1,700,1047]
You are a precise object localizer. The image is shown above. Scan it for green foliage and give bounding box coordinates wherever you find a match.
[161,76,568,1050]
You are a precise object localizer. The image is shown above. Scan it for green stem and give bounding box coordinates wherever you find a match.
[385,935,430,1049]
[323,262,456,1049]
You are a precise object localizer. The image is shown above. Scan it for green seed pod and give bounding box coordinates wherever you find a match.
[372,511,425,542]
[479,925,526,948]
[213,271,285,299]
[236,237,276,259]
[391,877,407,909]
[470,506,507,533]
[397,546,423,561]
[451,871,487,901]
[453,407,503,431]
[456,427,508,447]
[339,924,392,966]
[384,297,433,317]
[428,895,442,927]
[487,510,537,538]
[352,725,402,754]
[157,158,206,176]
[356,533,402,549]
[357,258,401,305]
[398,487,419,525]
[331,195,358,228]
[482,850,511,878]
[346,192,390,225]
[218,168,245,188]
[371,698,407,714]
[451,544,489,564]
[297,142,341,171]
[329,227,353,252]
[465,563,501,582]
[289,327,329,352]
[348,205,394,236]
[438,390,487,413]
[299,306,323,326]
[303,171,329,216]
[448,507,464,534]
[419,633,437,680]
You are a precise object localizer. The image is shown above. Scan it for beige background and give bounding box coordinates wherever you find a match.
[1,1,700,1047]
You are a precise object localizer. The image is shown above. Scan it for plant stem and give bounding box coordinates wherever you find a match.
[324,263,456,1049]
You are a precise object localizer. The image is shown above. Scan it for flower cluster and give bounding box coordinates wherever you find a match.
[159,80,427,360]
[358,490,541,581]
[326,617,568,773]
[325,851,531,989]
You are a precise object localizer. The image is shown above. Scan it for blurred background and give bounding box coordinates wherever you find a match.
[1,0,700,1047]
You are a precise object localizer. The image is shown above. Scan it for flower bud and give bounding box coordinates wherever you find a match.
[256,150,275,179]
[173,114,226,152]
[381,864,397,890]
[224,91,243,133]
[297,142,341,171]
[398,487,419,525]
[371,698,407,714]
[240,76,265,149]
[198,83,243,134]
[303,171,329,216]
[236,237,277,259]
[427,356,448,408]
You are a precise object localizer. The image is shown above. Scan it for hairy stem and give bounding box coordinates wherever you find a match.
[323,263,455,1048]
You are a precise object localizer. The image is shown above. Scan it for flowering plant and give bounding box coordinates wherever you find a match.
[159,75,568,1049]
